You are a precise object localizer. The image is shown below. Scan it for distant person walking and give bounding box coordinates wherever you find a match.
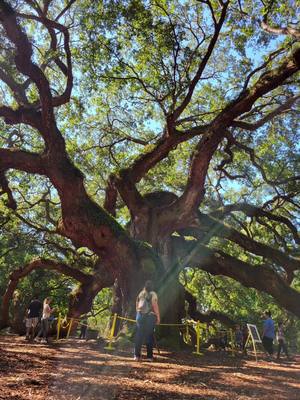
[79,316,88,339]
[35,298,54,344]
[276,321,289,360]
[25,297,42,340]
[134,280,160,361]
[234,324,243,351]
[262,310,275,359]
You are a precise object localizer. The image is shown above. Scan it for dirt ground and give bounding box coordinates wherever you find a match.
[0,334,299,400]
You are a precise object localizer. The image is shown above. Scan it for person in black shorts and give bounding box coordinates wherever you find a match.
[25,297,42,340]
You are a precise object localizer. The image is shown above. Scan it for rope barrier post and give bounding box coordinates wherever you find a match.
[56,313,61,341]
[66,318,73,339]
[104,313,118,350]
[193,321,203,356]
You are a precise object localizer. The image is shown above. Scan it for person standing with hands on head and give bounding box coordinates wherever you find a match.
[262,310,275,360]
[134,280,160,362]
[35,298,55,344]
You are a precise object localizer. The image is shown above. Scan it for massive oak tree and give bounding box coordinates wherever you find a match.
[0,0,299,328]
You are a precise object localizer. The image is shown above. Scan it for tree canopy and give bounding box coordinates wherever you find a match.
[0,0,299,329]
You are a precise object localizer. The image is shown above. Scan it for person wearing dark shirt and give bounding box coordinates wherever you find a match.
[79,317,88,339]
[25,298,42,340]
[235,325,243,351]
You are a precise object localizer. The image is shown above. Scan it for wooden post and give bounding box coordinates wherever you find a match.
[104,313,118,350]
[66,318,73,339]
[193,321,203,356]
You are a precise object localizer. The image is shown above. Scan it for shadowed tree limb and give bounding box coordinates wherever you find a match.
[184,289,235,327]
[195,213,300,279]
[173,238,300,317]
[0,258,93,328]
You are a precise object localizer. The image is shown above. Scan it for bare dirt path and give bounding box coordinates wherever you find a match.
[0,334,299,400]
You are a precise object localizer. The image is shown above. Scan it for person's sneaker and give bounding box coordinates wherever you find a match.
[133,356,141,361]
[145,358,154,362]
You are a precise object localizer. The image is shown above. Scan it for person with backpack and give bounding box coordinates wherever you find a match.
[134,280,160,361]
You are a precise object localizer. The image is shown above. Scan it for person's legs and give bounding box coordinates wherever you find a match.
[269,338,274,355]
[282,341,289,357]
[134,313,146,359]
[262,336,273,356]
[277,339,283,359]
[79,326,84,339]
[145,314,157,359]
[41,319,49,342]
[30,318,39,340]
[83,326,87,339]
[25,318,31,339]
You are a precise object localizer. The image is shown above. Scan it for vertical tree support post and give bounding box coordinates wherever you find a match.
[66,318,73,339]
[193,321,203,356]
[104,313,118,350]
[56,313,61,341]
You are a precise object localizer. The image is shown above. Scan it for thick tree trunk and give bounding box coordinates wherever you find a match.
[0,276,19,329]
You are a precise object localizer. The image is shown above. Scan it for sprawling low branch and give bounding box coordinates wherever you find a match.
[196,213,300,279]
[173,238,300,317]
[0,258,93,328]
[184,289,235,327]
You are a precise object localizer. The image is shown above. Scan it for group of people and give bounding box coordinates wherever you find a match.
[133,285,291,363]
[234,311,290,360]
[25,297,55,343]
[24,287,290,363]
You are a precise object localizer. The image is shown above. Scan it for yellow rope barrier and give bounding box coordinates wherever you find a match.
[116,315,136,323]
[55,312,204,357]
[116,314,189,327]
